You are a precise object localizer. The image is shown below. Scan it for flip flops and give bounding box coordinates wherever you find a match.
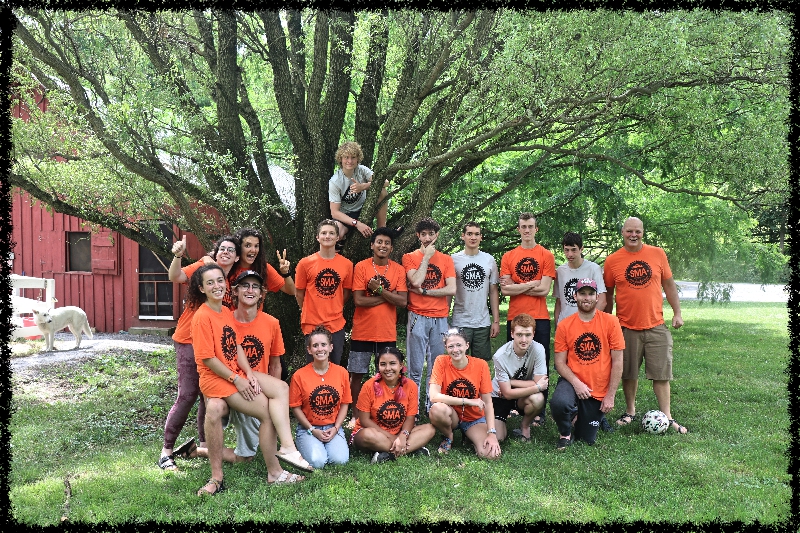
[616,412,637,426]
[173,437,197,459]
[668,419,689,434]
[276,450,314,473]
[512,428,531,443]
[269,470,305,485]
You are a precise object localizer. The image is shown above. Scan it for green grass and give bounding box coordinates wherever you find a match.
[10,301,791,525]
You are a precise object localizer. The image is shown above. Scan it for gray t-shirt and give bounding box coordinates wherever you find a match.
[328,164,373,214]
[451,250,498,328]
[491,339,547,397]
[554,259,606,323]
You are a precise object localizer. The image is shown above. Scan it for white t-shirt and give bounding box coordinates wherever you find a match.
[491,339,546,397]
[451,250,498,328]
[554,259,606,323]
[328,164,373,214]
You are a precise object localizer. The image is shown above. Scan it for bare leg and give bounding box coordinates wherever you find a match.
[519,392,545,438]
[622,378,638,416]
[465,422,500,460]
[377,183,389,228]
[428,402,459,442]
[251,372,298,454]
[353,427,394,452]
[199,398,227,493]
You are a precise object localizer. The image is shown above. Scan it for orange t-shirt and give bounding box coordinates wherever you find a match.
[289,362,352,426]
[500,244,556,320]
[554,311,625,401]
[234,311,285,375]
[351,258,407,342]
[603,244,673,330]
[172,260,207,344]
[231,263,286,293]
[402,250,455,318]
[429,354,493,422]
[295,252,353,335]
[192,304,245,398]
[353,375,419,435]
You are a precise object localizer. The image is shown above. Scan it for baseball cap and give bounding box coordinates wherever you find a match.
[575,278,598,292]
[234,269,264,285]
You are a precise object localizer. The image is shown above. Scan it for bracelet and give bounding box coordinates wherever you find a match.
[173,254,183,259]
[307,427,314,435]
[402,430,410,437]
[377,285,384,294]
[281,270,292,278]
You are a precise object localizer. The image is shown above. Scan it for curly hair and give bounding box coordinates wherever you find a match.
[414,217,441,234]
[210,235,240,262]
[304,325,333,350]
[233,227,266,280]
[186,264,225,311]
[334,141,363,166]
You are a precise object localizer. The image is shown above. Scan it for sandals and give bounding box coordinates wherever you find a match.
[437,436,453,454]
[276,450,314,473]
[530,414,546,427]
[197,477,226,496]
[157,455,177,471]
[669,419,689,434]
[511,428,531,443]
[269,470,305,485]
[616,412,637,426]
[173,437,197,459]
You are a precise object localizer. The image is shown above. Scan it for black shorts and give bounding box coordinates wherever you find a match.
[492,396,519,423]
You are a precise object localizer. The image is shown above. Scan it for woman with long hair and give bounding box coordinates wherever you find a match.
[158,235,239,471]
[289,325,352,469]
[231,227,296,299]
[350,347,435,463]
[428,328,501,459]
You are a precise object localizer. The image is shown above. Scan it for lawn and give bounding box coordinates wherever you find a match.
[9,301,791,525]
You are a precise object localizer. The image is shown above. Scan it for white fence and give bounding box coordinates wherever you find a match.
[11,274,56,339]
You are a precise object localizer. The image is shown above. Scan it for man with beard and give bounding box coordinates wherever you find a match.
[347,228,408,427]
[551,279,624,450]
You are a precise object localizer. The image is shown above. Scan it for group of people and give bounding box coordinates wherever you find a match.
[156,141,688,495]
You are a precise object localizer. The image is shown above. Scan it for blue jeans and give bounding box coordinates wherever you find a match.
[295,424,349,469]
[406,311,449,413]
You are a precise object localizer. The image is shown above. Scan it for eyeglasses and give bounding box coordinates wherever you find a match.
[238,283,261,291]
[218,246,236,253]
[441,327,464,339]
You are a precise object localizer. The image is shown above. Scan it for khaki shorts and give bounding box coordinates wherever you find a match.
[621,324,673,381]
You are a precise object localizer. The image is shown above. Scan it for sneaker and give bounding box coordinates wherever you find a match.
[556,437,572,451]
[599,414,615,433]
[412,446,430,457]
[371,451,394,464]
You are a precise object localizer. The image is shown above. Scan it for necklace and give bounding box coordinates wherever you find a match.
[372,259,390,278]
[313,363,329,381]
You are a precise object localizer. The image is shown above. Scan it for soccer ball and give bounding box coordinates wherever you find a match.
[641,410,669,435]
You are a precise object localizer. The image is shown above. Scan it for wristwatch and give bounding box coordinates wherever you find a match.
[307,427,314,435]
[352,219,359,227]
[227,373,238,383]
[487,428,497,434]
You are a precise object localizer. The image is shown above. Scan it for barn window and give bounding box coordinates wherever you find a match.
[66,232,92,272]
[138,223,174,319]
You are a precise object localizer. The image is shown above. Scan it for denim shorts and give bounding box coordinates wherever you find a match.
[457,416,487,434]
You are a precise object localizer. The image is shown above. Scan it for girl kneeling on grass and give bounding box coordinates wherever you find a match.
[190,265,312,495]
[428,328,501,459]
[290,326,352,469]
[351,347,436,463]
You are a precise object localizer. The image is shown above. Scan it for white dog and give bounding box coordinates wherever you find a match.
[32,306,94,352]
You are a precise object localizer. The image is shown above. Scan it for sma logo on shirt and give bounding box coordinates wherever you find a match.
[310,384,341,417]
[625,260,652,288]
[446,378,477,399]
[240,335,265,369]
[315,268,342,298]
[564,277,579,306]
[422,264,443,290]
[461,263,486,291]
[515,257,540,282]
[573,332,601,363]
[221,325,238,361]
[376,399,406,429]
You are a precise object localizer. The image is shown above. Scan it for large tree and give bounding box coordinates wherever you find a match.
[11,9,789,364]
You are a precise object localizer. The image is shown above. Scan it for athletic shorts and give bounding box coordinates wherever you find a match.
[459,326,492,361]
[222,409,260,458]
[622,324,673,381]
[347,340,397,374]
[491,397,519,423]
